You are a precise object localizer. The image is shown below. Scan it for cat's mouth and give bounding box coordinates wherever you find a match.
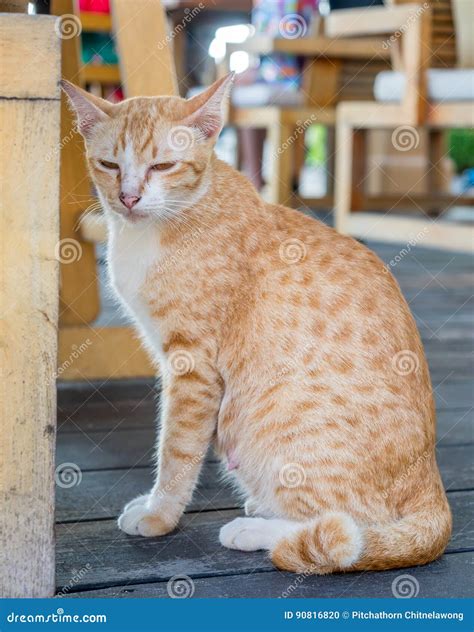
[116,208,149,223]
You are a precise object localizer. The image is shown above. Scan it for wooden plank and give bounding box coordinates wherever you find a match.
[437,409,473,446]
[80,64,121,84]
[57,378,155,407]
[56,493,474,591]
[228,35,390,60]
[452,0,474,67]
[51,0,101,326]
[56,461,239,523]
[434,380,474,410]
[80,11,112,33]
[427,102,474,128]
[266,121,294,205]
[58,399,155,433]
[58,326,155,380]
[231,106,280,129]
[70,551,474,598]
[56,428,156,471]
[112,0,178,98]
[0,14,60,598]
[56,509,272,591]
[438,446,474,492]
[0,14,60,98]
[326,4,421,38]
[347,214,474,254]
[448,491,474,552]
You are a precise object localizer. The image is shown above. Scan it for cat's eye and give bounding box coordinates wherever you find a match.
[151,162,176,172]
[99,160,119,170]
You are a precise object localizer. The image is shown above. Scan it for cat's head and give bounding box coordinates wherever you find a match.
[61,74,234,224]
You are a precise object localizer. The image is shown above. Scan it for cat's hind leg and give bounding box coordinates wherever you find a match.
[219,516,300,552]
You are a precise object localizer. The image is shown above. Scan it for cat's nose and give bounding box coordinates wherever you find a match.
[119,193,141,210]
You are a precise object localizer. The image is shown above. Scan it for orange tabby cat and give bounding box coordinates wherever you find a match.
[62,75,451,574]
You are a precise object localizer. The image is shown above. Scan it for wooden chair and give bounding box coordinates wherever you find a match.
[332,0,474,251]
[226,27,393,208]
[51,0,177,380]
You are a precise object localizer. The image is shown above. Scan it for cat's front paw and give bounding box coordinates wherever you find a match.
[118,497,175,537]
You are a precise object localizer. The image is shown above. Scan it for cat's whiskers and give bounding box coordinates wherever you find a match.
[75,200,104,233]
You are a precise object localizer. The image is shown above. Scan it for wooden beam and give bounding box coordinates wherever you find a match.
[51,0,101,326]
[80,11,112,32]
[0,14,60,597]
[347,214,474,254]
[58,327,155,380]
[227,35,390,60]
[80,63,121,84]
[326,3,422,38]
[0,13,59,97]
[112,0,178,97]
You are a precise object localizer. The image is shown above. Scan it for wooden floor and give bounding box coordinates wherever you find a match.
[56,238,473,598]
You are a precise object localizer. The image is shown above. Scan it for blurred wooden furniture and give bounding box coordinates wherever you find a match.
[52,0,177,379]
[0,13,60,597]
[226,29,391,206]
[333,0,474,251]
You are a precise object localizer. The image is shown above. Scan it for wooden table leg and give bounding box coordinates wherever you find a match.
[334,122,354,233]
[0,14,61,597]
[267,120,295,206]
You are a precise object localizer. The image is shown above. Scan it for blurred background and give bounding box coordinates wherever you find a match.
[21,0,474,213]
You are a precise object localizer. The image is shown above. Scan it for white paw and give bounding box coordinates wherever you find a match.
[118,504,153,536]
[123,493,150,513]
[219,517,269,551]
[118,495,171,537]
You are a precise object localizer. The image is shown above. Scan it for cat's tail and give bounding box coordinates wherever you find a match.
[270,511,363,574]
[271,502,451,574]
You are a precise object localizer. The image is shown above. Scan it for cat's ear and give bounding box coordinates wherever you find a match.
[183,72,235,141]
[60,79,113,138]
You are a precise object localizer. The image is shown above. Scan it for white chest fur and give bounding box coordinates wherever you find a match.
[106,219,163,355]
